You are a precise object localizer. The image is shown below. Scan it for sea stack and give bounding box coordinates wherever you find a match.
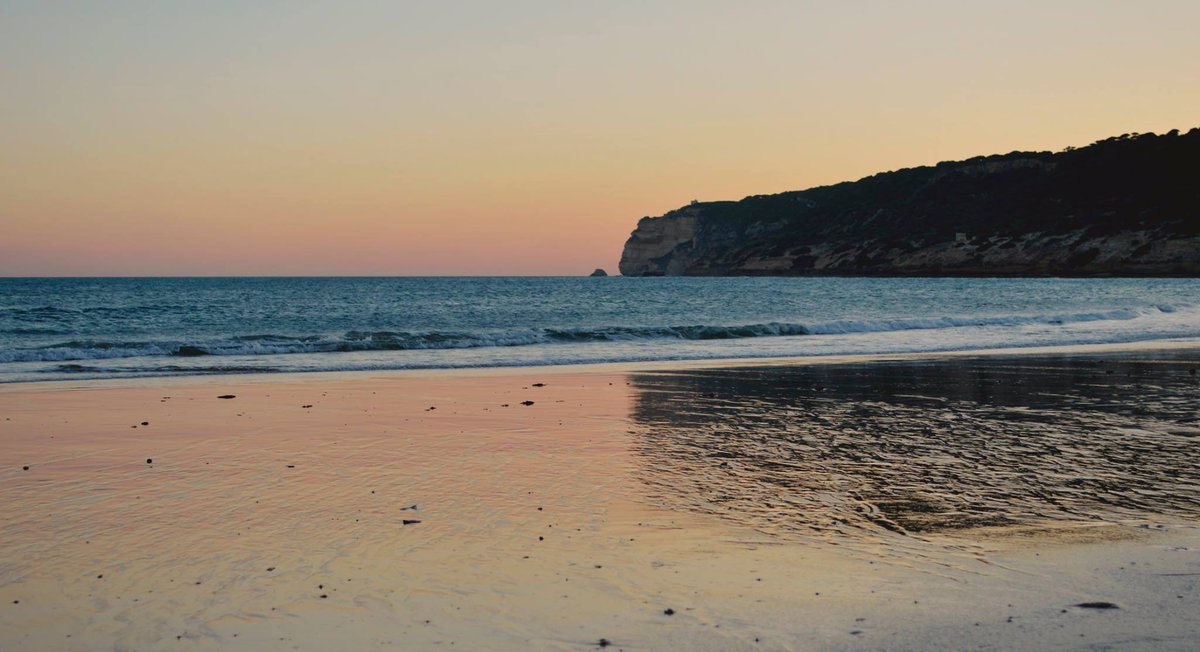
[589,268,608,277]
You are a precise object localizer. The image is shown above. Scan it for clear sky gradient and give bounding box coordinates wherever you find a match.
[2,1,1197,276]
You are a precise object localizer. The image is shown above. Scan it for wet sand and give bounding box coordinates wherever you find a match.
[2,347,1199,650]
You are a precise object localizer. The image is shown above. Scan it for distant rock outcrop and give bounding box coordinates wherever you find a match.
[589,268,608,277]
[619,129,1200,277]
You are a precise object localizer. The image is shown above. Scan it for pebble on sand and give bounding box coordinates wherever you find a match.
[217,395,236,399]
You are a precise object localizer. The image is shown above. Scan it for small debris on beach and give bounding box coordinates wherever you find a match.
[664,608,675,615]
[217,395,236,399]
[402,519,421,525]
[266,567,275,572]
[146,458,152,464]
[286,465,295,468]
[521,400,535,406]
[597,639,611,648]
[532,383,545,387]
[301,404,312,408]
[1075,602,1120,609]
[401,504,418,510]
[22,466,29,471]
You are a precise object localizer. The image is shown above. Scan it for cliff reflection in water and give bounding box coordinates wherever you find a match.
[627,354,1200,538]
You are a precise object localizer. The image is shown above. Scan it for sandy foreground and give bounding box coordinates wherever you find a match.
[1,346,1199,651]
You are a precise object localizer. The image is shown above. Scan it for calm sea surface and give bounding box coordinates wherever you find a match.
[0,277,1197,383]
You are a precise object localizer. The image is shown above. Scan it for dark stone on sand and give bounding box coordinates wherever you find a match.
[521,400,535,406]
[217,395,236,399]
[532,383,545,387]
[286,465,295,468]
[598,639,611,648]
[146,458,152,464]
[320,594,327,599]
[172,346,209,357]
[664,608,675,615]
[141,421,149,426]
[22,466,28,471]
[402,519,421,525]
[1075,602,1120,609]
[301,404,312,408]
[266,567,275,572]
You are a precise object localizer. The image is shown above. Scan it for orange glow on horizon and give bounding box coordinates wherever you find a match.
[2,1,1198,276]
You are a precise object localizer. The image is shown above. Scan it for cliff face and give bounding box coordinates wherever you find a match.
[619,130,1200,276]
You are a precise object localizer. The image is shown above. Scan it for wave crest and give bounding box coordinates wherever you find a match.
[0,305,1182,363]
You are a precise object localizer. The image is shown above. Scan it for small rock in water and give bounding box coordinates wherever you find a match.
[1075,602,1119,609]
[217,395,236,399]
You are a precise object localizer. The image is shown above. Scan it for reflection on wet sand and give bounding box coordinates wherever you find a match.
[628,353,1200,540]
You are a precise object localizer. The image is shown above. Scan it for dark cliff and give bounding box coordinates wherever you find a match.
[619,129,1200,276]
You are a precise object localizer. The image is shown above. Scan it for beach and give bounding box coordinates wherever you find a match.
[2,346,1199,650]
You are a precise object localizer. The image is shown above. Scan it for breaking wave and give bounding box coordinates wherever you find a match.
[0,305,1183,364]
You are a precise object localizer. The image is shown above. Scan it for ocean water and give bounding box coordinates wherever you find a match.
[0,277,1197,383]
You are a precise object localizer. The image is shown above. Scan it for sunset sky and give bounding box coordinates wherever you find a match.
[2,1,1198,276]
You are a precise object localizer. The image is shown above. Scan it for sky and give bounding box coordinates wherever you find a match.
[2,1,1198,276]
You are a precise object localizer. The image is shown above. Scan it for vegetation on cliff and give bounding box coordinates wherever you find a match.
[619,129,1199,276]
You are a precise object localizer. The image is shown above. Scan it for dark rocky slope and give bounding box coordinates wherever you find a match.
[619,129,1200,276]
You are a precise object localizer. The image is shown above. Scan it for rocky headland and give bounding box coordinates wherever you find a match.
[619,129,1199,276]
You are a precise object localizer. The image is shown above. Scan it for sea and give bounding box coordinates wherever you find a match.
[0,276,1197,383]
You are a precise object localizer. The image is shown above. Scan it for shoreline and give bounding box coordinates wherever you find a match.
[2,342,1198,649]
[4,336,1199,393]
